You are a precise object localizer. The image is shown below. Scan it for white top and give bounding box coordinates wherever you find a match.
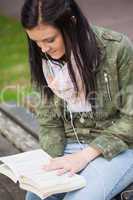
[42,57,92,113]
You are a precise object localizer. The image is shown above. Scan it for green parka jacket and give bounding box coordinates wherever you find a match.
[36,26,133,160]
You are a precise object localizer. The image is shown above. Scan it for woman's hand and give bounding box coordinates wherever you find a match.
[43,146,101,176]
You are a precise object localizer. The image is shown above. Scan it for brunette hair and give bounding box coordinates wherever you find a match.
[21,0,101,107]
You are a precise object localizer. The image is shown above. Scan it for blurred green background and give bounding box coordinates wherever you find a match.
[0,15,31,104]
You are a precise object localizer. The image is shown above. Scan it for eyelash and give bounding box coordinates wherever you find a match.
[47,38,55,43]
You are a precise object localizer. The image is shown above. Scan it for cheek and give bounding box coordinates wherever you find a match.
[56,37,65,51]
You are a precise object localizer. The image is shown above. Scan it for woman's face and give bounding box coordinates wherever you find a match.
[26,23,65,59]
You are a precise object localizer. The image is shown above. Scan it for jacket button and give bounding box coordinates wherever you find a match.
[80,117,85,123]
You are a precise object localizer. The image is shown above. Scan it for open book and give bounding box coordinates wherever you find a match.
[0,149,86,199]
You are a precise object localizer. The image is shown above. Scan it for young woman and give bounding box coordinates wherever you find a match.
[21,0,133,200]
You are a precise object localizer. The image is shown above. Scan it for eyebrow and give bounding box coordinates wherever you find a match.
[33,34,57,42]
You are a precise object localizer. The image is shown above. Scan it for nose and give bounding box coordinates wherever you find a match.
[41,46,51,53]
[37,41,51,53]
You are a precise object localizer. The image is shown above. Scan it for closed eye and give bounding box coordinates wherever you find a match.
[47,38,55,43]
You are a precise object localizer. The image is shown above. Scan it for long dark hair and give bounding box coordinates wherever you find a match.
[21,0,101,107]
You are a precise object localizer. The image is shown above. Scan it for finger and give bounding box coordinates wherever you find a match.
[68,170,76,177]
[56,168,70,176]
[43,162,64,171]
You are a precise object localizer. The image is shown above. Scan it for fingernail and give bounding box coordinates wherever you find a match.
[68,172,74,177]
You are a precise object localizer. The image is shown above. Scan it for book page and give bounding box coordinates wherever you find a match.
[28,168,85,188]
[0,164,18,183]
[0,149,51,180]
[0,149,86,194]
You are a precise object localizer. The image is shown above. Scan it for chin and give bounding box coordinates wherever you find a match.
[50,55,62,59]
[48,52,65,60]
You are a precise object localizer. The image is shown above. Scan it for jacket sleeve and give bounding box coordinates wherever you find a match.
[36,95,66,157]
[90,35,133,160]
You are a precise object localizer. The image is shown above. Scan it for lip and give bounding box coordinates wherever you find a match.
[49,51,57,54]
[42,49,57,54]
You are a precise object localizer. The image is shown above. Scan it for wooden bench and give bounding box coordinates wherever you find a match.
[0,103,39,200]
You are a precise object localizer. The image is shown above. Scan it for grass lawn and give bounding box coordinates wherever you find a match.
[0,15,32,104]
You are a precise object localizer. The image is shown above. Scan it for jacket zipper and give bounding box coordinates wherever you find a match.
[104,72,112,101]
